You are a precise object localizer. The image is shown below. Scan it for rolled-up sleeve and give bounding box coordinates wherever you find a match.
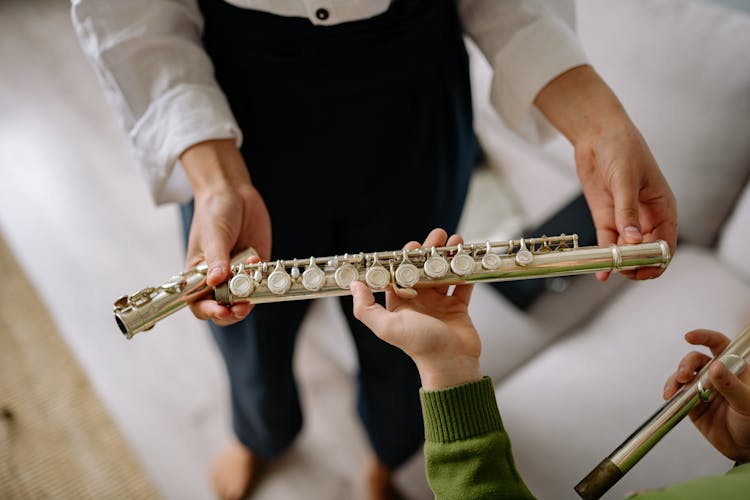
[458,0,588,142]
[71,0,241,205]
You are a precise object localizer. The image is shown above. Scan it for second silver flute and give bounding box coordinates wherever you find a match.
[575,325,750,500]
[114,234,671,339]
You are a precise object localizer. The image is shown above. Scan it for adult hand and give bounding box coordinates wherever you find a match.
[535,65,677,281]
[350,228,482,390]
[181,139,272,326]
[663,329,750,464]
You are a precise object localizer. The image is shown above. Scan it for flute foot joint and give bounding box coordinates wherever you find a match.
[575,458,624,500]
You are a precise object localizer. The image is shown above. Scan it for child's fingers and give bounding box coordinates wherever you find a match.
[384,240,423,306]
[663,372,680,400]
[677,351,712,383]
[663,351,711,399]
[418,229,449,295]
[402,240,421,251]
[351,280,379,321]
[445,233,463,247]
[421,228,449,249]
[350,281,399,344]
[397,229,469,298]
[662,370,694,400]
[709,359,750,415]
[685,329,731,357]
[451,283,474,305]
[430,232,463,296]
[245,253,261,265]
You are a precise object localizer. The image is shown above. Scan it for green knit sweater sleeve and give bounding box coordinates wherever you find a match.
[420,376,536,500]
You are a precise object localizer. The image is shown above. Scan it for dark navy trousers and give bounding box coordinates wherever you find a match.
[181,0,477,468]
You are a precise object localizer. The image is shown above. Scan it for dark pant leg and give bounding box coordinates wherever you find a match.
[337,293,423,469]
[211,302,310,460]
[180,202,317,461]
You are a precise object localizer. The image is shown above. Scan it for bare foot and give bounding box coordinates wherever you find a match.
[211,439,262,500]
[363,453,407,500]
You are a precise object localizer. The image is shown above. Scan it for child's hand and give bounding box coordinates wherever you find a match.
[350,228,482,390]
[663,329,750,464]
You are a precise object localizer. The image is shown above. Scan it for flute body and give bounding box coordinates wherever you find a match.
[575,325,750,500]
[113,234,670,339]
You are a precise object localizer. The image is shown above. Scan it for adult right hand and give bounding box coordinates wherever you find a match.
[534,65,678,282]
[663,329,750,464]
[180,139,272,327]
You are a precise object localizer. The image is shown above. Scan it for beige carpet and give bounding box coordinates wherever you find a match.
[0,235,161,499]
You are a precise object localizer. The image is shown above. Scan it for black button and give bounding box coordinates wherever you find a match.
[315,8,329,20]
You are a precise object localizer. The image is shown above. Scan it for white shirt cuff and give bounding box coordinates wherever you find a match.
[129,83,242,205]
[489,16,588,143]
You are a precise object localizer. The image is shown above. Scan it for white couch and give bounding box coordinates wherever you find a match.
[308,0,750,498]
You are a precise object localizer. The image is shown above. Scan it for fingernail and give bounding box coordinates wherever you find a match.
[624,226,642,240]
[208,266,223,282]
[713,361,728,382]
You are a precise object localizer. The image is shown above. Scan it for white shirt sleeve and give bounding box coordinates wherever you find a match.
[71,0,241,205]
[72,0,586,204]
[458,0,589,142]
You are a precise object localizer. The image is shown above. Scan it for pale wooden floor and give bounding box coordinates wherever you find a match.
[0,1,435,498]
[0,235,161,499]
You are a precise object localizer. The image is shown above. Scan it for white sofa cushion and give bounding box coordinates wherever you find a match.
[573,0,750,247]
[495,246,750,499]
[471,273,627,382]
[718,181,750,282]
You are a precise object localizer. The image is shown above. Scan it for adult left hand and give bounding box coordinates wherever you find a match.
[535,65,677,281]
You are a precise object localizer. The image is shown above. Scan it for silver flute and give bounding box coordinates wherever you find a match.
[113,234,671,339]
[575,325,750,500]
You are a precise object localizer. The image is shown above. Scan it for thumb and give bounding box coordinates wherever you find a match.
[350,281,397,344]
[202,227,233,287]
[610,163,643,244]
[709,358,750,415]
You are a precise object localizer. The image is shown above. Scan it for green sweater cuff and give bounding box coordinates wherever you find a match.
[420,376,503,443]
